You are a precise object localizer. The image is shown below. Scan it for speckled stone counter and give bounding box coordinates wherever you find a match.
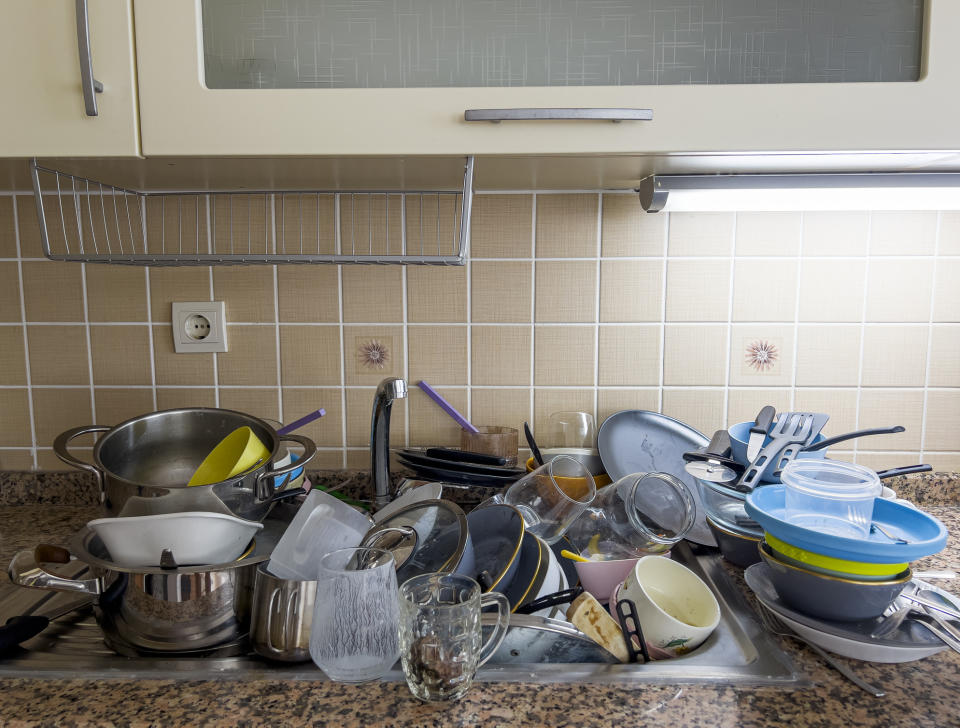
[0,472,958,728]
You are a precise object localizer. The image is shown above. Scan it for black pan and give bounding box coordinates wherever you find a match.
[398,450,524,477]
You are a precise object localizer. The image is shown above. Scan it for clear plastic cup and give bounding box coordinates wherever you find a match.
[781,460,881,538]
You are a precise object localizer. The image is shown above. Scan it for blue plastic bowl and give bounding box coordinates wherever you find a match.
[728,421,826,483]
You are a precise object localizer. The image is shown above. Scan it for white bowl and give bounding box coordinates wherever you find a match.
[88,512,263,568]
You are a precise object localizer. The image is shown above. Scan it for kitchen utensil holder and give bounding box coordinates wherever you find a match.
[29,157,474,266]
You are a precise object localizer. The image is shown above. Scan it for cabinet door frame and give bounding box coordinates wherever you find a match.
[134,0,960,157]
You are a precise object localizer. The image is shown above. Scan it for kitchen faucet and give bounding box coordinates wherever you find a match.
[371,377,407,509]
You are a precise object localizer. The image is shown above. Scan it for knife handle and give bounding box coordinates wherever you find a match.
[751,406,776,435]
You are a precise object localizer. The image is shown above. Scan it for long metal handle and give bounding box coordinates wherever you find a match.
[75,0,103,116]
[464,108,652,123]
[8,546,103,596]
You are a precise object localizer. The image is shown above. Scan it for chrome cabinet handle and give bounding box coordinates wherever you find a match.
[464,108,653,123]
[75,0,103,116]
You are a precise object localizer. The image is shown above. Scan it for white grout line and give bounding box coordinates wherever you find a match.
[401,264,410,448]
[919,212,941,460]
[658,213,669,412]
[335,195,348,468]
[79,263,96,423]
[144,267,158,411]
[11,196,38,469]
[593,193,602,425]
[790,214,804,411]
[529,194,537,429]
[721,215,737,428]
[853,212,875,461]
[272,263,283,422]
[209,265,219,408]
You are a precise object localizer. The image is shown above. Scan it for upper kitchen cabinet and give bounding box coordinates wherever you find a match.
[134,0,960,158]
[0,1,140,157]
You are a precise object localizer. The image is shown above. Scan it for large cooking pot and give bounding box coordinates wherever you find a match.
[54,408,316,522]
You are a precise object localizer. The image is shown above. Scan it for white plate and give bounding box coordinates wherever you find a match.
[597,410,715,546]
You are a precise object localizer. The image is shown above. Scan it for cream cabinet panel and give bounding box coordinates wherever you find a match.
[0,1,139,157]
[135,0,960,158]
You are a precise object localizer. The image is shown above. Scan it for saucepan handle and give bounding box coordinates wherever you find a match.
[52,425,110,497]
[255,434,317,500]
[7,545,102,596]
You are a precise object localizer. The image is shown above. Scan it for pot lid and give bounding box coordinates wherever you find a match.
[363,499,467,583]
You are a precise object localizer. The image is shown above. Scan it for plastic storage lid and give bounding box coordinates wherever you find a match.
[781,460,881,500]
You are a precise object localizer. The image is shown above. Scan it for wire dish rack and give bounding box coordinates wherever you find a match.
[30,157,474,266]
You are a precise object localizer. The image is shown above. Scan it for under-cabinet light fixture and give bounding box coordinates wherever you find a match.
[638,173,960,212]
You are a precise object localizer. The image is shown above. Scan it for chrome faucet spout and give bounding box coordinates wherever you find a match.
[371,377,407,509]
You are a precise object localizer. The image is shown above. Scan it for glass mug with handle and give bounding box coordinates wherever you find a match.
[399,572,510,702]
[502,455,596,544]
[309,546,399,683]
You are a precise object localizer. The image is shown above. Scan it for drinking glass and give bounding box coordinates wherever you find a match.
[309,547,399,682]
[398,573,510,702]
[545,411,597,449]
[502,455,596,544]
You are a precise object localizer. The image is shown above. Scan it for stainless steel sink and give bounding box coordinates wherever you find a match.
[0,543,802,686]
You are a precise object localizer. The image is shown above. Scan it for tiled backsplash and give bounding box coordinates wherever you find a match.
[0,192,958,472]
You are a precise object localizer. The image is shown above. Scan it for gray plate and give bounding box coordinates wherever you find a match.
[597,410,715,546]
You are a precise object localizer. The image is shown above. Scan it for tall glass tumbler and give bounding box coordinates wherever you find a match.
[502,455,596,544]
[399,573,510,702]
[309,547,399,682]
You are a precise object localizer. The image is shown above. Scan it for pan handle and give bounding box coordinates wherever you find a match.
[256,434,317,500]
[876,464,932,480]
[7,545,103,596]
[52,425,110,498]
[802,425,905,452]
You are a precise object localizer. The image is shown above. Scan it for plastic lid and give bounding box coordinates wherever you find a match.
[781,460,881,500]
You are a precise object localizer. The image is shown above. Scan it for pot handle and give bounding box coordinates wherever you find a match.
[53,425,110,496]
[7,545,103,596]
[256,434,317,500]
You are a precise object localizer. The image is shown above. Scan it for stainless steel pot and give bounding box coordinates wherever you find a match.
[249,564,315,662]
[53,408,316,522]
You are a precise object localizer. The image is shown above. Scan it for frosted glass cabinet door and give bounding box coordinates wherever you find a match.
[0,0,140,157]
[134,0,960,156]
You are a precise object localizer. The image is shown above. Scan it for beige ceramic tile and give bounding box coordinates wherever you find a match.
[939,212,960,255]
[599,260,662,322]
[0,326,26,385]
[218,388,280,422]
[86,266,147,322]
[213,267,277,323]
[732,260,798,321]
[0,197,16,257]
[335,193,405,258]
[16,196,44,258]
[345,449,372,469]
[597,326,660,386]
[471,262,532,323]
[0,262,22,321]
[145,195,210,256]
[0,390,31,446]
[795,325,861,386]
[279,325,340,386]
[472,326,531,386]
[735,212,801,256]
[94,388,154,425]
[281,388,343,447]
[156,388,217,410]
[865,259,933,323]
[218,325,277,386]
[0,450,34,471]
[929,326,960,387]
[341,267,403,323]
[36,448,94,471]
[871,211,937,255]
[90,325,152,386]
[726,389,793,430]
[407,266,467,323]
[662,325,728,386]
[275,193,337,255]
[861,326,928,387]
[598,389,660,425]
[408,326,468,385]
[153,325,215,386]
[403,194,460,259]
[855,452,922,472]
[470,194,533,258]
[924,390,960,452]
[535,261,597,323]
[149,267,211,323]
[408,387,469,447]
[471,389,529,445]
[344,325,404,386]
[310,450,348,470]
[667,213,735,256]
[925,453,960,472]
[794,389,860,438]
[600,194,666,257]
[933,259,960,322]
[801,212,869,257]
[534,389,594,440]
[277,267,340,323]
[535,194,598,258]
[661,389,725,436]
[534,326,596,386]
[206,194,267,255]
[730,325,795,386]
[665,260,731,322]
[345,388,405,447]
[798,259,866,322]
[32,388,92,448]
[857,390,924,450]
[21,262,83,322]
[27,326,88,385]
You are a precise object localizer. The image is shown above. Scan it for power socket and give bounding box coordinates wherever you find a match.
[172,302,228,353]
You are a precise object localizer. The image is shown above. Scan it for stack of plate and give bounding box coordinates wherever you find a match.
[397,448,525,487]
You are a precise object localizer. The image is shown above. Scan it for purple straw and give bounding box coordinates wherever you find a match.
[417,381,480,434]
[277,408,325,435]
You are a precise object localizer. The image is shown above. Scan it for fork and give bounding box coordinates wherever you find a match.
[756,603,885,697]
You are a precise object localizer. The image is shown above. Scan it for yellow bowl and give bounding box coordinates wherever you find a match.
[764,532,908,579]
[525,457,612,490]
[188,426,270,486]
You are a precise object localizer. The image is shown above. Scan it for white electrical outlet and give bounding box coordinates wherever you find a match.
[172,302,228,353]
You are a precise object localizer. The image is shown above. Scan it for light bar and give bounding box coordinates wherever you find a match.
[637,173,960,213]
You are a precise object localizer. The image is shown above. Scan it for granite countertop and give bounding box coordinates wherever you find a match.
[0,472,957,728]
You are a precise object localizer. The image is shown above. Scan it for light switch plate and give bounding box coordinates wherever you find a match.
[171,302,228,353]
